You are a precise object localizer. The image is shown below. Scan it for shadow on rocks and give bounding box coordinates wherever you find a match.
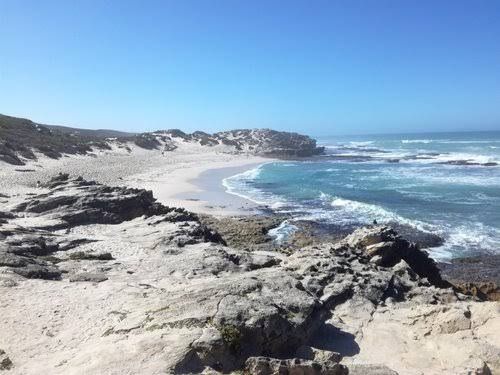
[309,323,360,357]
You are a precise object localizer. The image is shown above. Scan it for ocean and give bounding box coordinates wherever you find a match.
[223,131,500,260]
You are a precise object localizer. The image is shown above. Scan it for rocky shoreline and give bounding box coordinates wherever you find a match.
[203,213,499,302]
[1,174,498,374]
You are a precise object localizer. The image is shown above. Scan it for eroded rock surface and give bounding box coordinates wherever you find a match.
[0,176,498,375]
[0,174,223,280]
[244,356,348,375]
[439,255,500,301]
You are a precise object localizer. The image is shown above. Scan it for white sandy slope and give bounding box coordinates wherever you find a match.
[0,140,270,216]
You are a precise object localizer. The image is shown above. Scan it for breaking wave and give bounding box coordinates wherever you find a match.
[223,132,500,261]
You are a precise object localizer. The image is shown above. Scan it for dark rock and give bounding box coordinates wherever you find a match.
[12,264,62,280]
[69,272,108,283]
[68,252,114,261]
[438,255,500,301]
[437,160,498,167]
[388,223,444,248]
[344,226,450,288]
[0,252,31,267]
[438,255,500,285]
[0,349,13,370]
[5,236,59,257]
[58,238,97,251]
[245,356,348,375]
[0,211,15,220]
[199,215,284,250]
[1,175,225,280]
[14,175,201,227]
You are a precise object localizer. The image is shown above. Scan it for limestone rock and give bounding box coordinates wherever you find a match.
[295,345,342,363]
[0,175,224,280]
[343,225,449,287]
[69,272,108,283]
[245,356,348,375]
[1,176,498,374]
[348,364,398,375]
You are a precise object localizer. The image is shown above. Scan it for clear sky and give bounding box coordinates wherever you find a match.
[1,0,499,135]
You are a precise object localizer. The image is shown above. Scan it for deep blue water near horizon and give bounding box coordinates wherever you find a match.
[224,130,500,260]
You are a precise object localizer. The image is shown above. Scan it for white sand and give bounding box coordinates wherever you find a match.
[0,142,271,216]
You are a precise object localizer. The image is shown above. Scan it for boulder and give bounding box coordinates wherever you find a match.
[343,226,450,287]
[245,356,348,375]
[12,264,62,280]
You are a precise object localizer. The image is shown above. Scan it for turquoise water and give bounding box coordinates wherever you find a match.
[224,131,500,260]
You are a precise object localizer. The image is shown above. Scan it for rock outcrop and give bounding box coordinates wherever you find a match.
[342,226,450,288]
[213,129,325,157]
[0,174,223,280]
[439,255,500,301]
[0,176,498,374]
[245,356,348,375]
[0,114,324,165]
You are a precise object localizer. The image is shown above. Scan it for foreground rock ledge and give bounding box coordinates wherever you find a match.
[0,175,498,374]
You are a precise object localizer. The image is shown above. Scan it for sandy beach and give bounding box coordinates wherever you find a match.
[0,143,271,216]
[176,162,267,215]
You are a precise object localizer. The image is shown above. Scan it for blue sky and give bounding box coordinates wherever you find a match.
[1,0,499,135]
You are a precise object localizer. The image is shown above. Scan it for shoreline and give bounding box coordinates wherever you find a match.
[125,154,273,216]
[176,162,266,216]
[1,148,498,271]
[0,146,272,217]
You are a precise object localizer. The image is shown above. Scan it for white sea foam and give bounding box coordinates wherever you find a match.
[437,140,500,144]
[327,195,500,261]
[330,196,401,222]
[325,168,341,172]
[222,162,289,208]
[400,139,500,145]
[383,166,500,187]
[321,194,435,233]
[223,159,500,261]
[348,141,374,147]
[401,139,432,144]
[428,152,498,164]
[268,220,298,243]
[325,146,499,166]
[430,223,500,260]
